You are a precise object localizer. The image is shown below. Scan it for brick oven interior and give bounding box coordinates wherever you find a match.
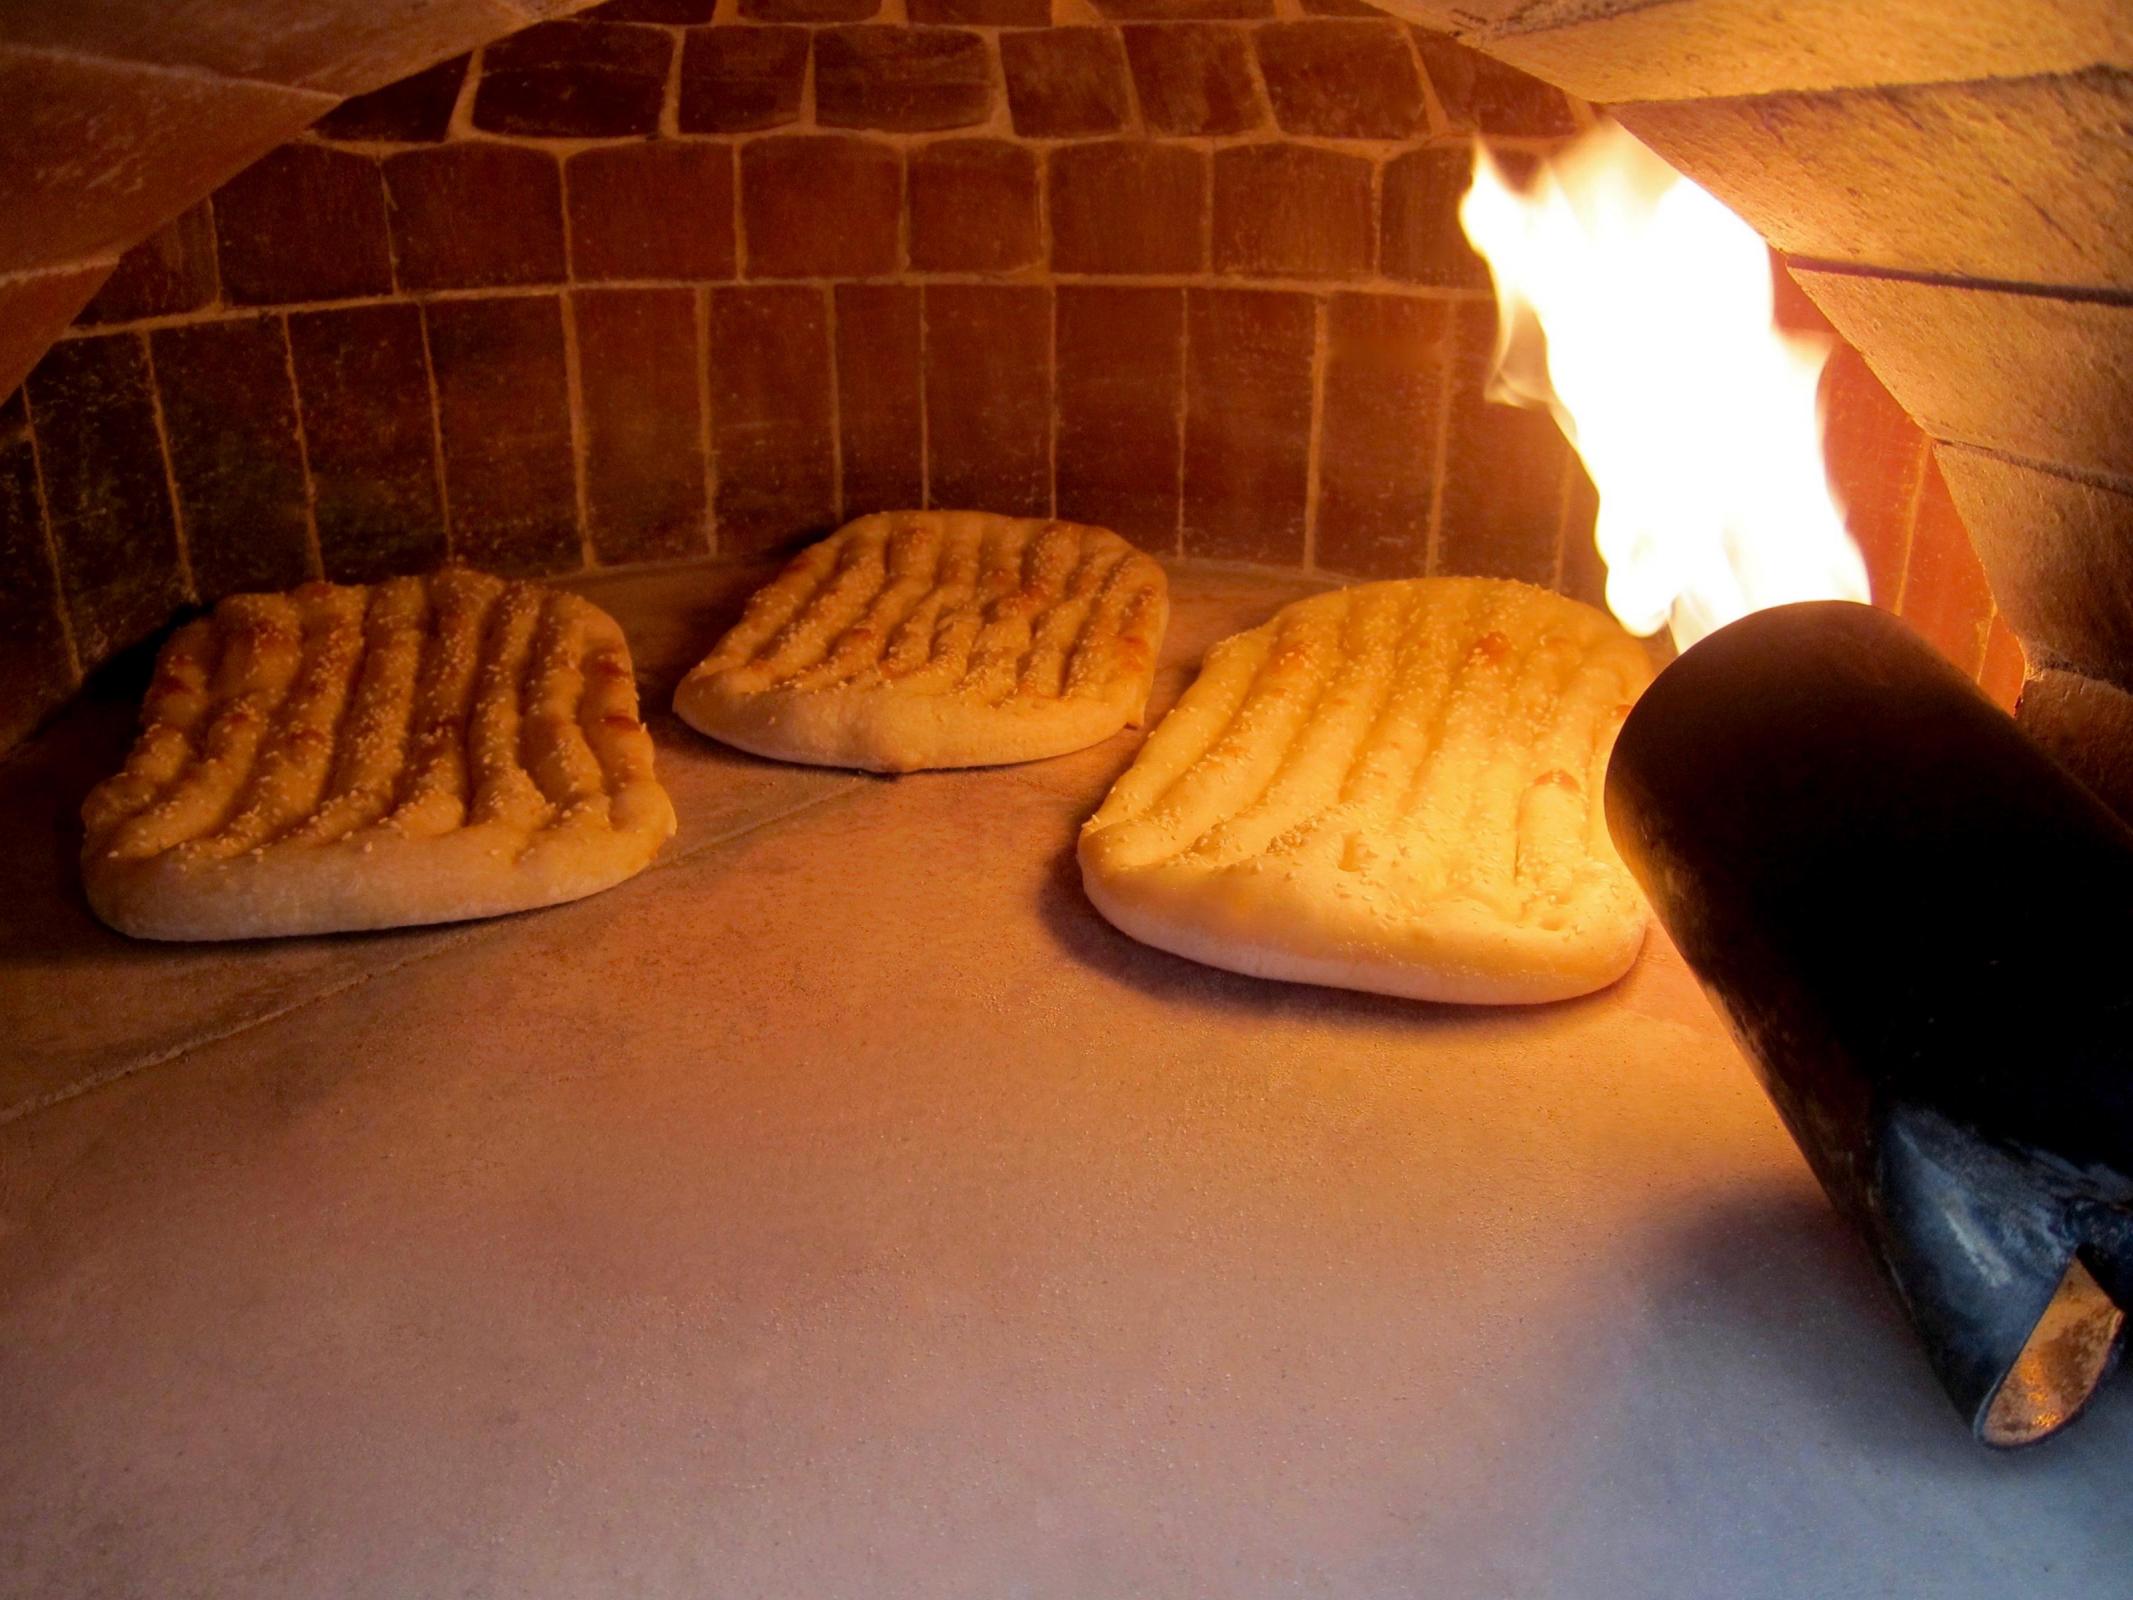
[2,2,2128,1593]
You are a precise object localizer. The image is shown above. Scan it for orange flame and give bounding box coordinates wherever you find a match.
[1458,123,1869,651]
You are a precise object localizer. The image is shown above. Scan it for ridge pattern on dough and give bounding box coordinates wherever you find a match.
[82,568,675,940]
[1079,577,1655,1004]
[675,511,1168,772]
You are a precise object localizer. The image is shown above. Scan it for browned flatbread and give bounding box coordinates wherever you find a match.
[1079,578,1654,1004]
[673,511,1169,772]
[81,568,676,940]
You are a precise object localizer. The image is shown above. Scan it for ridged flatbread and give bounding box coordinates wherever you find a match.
[82,568,676,941]
[674,511,1168,772]
[1078,578,1655,1004]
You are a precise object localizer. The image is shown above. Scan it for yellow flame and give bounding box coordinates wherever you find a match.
[1458,123,1869,651]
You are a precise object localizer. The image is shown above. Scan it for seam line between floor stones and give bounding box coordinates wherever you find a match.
[0,930,492,1130]
[0,778,864,1130]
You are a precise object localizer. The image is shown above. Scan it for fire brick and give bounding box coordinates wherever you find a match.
[574,287,709,564]
[1380,146,1490,289]
[709,285,837,554]
[0,268,108,407]
[1212,145,1374,281]
[472,21,672,140]
[0,393,75,749]
[1120,24,1264,137]
[835,283,925,514]
[742,136,902,280]
[1182,287,1311,565]
[677,25,810,134]
[214,144,392,305]
[567,143,736,281]
[1048,142,1208,275]
[999,28,1132,138]
[384,144,565,291]
[1559,463,1605,610]
[1412,29,1580,136]
[924,284,1052,518]
[909,141,1041,275]
[1899,457,1995,675]
[1980,612,2026,710]
[78,201,218,325]
[149,316,312,598]
[1436,300,1569,586]
[285,303,447,582]
[1818,343,1927,608]
[424,295,582,576]
[815,27,993,133]
[21,334,184,666]
[1317,292,1450,580]
[314,54,469,143]
[1056,285,1184,552]
[1255,20,1426,140]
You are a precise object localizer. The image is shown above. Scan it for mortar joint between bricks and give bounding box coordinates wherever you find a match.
[136,330,198,605]
[1302,293,1327,575]
[825,283,846,524]
[558,291,597,569]
[412,303,456,563]
[689,284,717,558]
[14,389,84,688]
[275,311,326,580]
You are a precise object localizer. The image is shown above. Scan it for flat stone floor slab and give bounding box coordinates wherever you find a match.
[1,561,2124,1598]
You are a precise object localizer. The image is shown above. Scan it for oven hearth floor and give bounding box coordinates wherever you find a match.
[2,561,2124,1597]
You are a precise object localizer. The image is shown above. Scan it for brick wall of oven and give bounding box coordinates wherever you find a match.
[0,0,2011,755]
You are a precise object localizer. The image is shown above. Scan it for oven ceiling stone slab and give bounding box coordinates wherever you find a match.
[1399,0,2131,101]
[1615,73,2133,289]
[1792,270,2133,484]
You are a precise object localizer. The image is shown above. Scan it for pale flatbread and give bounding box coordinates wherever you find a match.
[674,511,1168,772]
[82,568,676,941]
[1078,577,1654,1004]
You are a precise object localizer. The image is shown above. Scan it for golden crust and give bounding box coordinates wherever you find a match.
[81,569,677,941]
[673,510,1169,772]
[1078,578,1655,1004]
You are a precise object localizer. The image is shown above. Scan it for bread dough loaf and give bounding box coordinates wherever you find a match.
[1078,577,1654,1003]
[673,510,1168,773]
[82,568,676,940]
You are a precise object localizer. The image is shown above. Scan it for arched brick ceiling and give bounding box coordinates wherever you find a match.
[5,0,2131,697]
[0,1,602,399]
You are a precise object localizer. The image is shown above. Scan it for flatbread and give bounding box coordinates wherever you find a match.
[673,511,1168,772]
[1078,577,1654,1004]
[82,568,676,940]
